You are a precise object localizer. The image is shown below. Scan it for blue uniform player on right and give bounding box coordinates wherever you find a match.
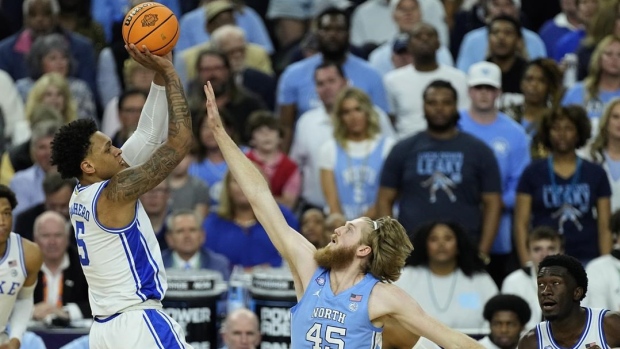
[204,82,486,349]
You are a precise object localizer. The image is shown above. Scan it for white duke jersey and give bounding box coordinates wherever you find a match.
[69,180,167,316]
[0,232,27,334]
[536,308,610,349]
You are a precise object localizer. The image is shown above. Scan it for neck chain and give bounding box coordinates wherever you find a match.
[427,268,458,313]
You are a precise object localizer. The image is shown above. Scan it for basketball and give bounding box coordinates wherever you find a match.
[122,2,179,56]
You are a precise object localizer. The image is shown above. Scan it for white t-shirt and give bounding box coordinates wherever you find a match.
[583,254,620,312]
[395,266,497,333]
[501,265,540,332]
[384,64,470,139]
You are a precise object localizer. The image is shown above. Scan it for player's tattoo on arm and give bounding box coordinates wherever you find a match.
[106,70,192,202]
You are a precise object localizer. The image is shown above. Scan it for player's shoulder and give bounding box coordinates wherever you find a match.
[20,237,43,272]
[517,328,539,349]
[602,311,620,347]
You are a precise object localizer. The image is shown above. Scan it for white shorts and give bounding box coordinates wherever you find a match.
[90,309,193,349]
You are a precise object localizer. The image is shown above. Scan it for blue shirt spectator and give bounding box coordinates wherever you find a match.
[456,27,547,72]
[538,13,579,59]
[278,53,389,119]
[561,82,620,119]
[553,29,586,62]
[176,5,273,54]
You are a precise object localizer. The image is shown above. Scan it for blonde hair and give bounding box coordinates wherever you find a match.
[123,58,152,87]
[360,216,413,283]
[583,0,620,48]
[25,72,77,123]
[331,88,381,148]
[590,97,620,161]
[585,35,620,104]
[217,171,235,220]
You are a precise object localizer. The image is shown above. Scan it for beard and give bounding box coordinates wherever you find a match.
[314,244,358,270]
[427,111,460,133]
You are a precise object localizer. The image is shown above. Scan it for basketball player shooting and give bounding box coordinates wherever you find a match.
[203,82,485,349]
[50,44,193,349]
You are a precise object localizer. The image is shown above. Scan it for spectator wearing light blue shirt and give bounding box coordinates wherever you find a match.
[562,35,620,126]
[176,0,274,54]
[368,0,454,77]
[456,0,547,73]
[278,7,388,153]
[459,61,531,284]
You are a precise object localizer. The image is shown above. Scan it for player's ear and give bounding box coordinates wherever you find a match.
[81,159,95,175]
[573,286,584,301]
[357,245,371,257]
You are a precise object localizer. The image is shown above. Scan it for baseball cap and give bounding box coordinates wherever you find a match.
[205,0,234,22]
[467,61,502,89]
[393,33,409,54]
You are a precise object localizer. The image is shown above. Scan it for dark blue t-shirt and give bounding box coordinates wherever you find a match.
[517,158,611,262]
[380,132,501,244]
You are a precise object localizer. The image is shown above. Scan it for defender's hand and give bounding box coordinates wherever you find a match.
[204,82,224,131]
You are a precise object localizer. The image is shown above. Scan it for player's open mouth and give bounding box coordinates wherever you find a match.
[541,300,557,310]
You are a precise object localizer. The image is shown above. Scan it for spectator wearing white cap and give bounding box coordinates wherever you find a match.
[458,61,530,286]
[350,0,450,48]
[384,23,469,139]
[456,0,546,73]
[368,0,454,77]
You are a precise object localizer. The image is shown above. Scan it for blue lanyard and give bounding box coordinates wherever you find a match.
[547,156,582,203]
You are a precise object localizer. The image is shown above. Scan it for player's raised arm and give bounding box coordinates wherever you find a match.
[103,45,192,203]
[203,82,317,284]
[372,283,486,349]
[120,51,172,167]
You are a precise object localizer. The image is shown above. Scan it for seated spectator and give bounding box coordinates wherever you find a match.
[246,111,301,210]
[111,89,147,148]
[325,212,346,234]
[32,211,91,323]
[211,25,276,110]
[10,119,62,216]
[0,105,62,186]
[300,208,330,249]
[479,295,531,349]
[100,58,154,137]
[186,49,266,145]
[0,0,97,96]
[501,226,563,330]
[203,171,299,269]
[504,58,564,160]
[552,0,600,62]
[175,1,273,86]
[15,172,74,242]
[189,111,241,209]
[385,23,469,138]
[278,7,389,152]
[582,209,620,311]
[320,87,396,220]
[14,72,78,145]
[169,154,210,220]
[394,221,499,331]
[142,180,172,251]
[538,0,580,57]
[456,0,546,73]
[515,106,612,266]
[162,209,231,280]
[582,97,620,211]
[16,33,96,121]
[368,0,454,77]
[220,307,261,349]
[0,69,26,148]
[176,0,273,53]
[485,16,528,108]
[562,35,620,125]
[57,0,106,54]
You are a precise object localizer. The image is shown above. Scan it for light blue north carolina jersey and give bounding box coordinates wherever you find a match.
[536,308,610,349]
[69,180,167,316]
[0,232,27,335]
[291,267,382,348]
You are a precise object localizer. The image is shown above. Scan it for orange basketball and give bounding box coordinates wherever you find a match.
[122,2,179,56]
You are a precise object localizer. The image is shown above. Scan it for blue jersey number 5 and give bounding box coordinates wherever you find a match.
[75,221,90,266]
